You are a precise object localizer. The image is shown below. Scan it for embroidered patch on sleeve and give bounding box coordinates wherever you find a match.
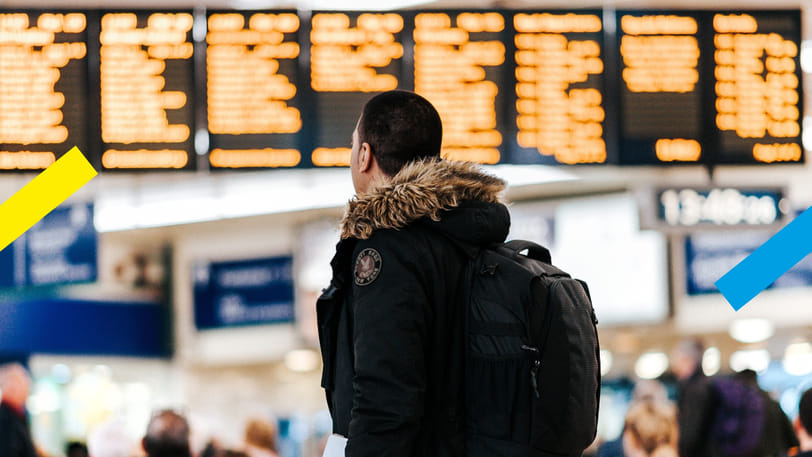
[354,248,382,286]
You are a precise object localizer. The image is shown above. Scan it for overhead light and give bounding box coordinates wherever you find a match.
[634,351,669,380]
[729,318,774,344]
[783,341,812,376]
[284,349,320,373]
[802,40,812,73]
[27,380,61,415]
[702,347,721,376]
[600,349,613,376]
[94,165,578,232]
[730,349,771,373]
[50,364,72,384]
[484,164,578,188]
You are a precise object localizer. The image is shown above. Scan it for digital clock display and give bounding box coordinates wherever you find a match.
[657,188,783,228]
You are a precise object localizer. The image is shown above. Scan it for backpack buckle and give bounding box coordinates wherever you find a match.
[480,264,498,275]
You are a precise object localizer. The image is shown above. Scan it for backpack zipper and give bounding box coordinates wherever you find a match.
[522,345,542,398]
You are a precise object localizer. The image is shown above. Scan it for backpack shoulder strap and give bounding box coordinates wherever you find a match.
[502,240,552,264]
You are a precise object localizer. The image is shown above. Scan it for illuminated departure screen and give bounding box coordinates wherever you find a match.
[711,11,803,164]
[510,11,607,165]
[413,11,507,164]
[617,11,705,165]
[99,11,195,170]
[0,11,89,171]
[309,12,405,167]
[207,11,302,169]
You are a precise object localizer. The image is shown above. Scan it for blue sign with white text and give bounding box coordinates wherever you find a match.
[193,256,295,329]
[0,203,97,288]
[685,211,812,295]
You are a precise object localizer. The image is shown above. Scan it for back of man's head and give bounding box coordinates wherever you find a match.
[358,90,442,177]
[734,369,760,388]
[671,338,704,380]
[143,410,190,457]
[0,363,31,409]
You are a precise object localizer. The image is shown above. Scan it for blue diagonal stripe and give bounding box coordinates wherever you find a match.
[715,206,812,310]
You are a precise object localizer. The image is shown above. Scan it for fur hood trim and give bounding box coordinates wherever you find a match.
[341,159,506,240]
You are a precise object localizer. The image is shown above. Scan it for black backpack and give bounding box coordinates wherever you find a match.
[464,240,601,457]
[710,377,767,457]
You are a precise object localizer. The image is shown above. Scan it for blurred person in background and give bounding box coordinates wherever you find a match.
[318,90,509,457]
[598,380,672,457]
[243,418,279,457]
[142,410,191,457]
[734,369,798,457]
[88,418,135,457]
[671,338,718,457]
[793,387,812,457]
[66,443,88,457]
[622,401,679,457]
[0,363,37,457]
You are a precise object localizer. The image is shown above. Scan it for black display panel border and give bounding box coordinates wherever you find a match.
[708,9,804,166]
[94,8,197,172]
[0,7,803,172]
[613,9,709,167]
[506,9,611,166]
[204,9,304,171]
[0,9,96,172]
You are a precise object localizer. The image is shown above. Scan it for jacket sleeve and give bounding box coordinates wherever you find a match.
[345,234,431,457]
[677,377,717,457]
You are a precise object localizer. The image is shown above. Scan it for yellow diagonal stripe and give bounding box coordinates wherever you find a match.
[0,146,97,252]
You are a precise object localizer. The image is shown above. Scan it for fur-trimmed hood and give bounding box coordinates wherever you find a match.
[341,159,509,241]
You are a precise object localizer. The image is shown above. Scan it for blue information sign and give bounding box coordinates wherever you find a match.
[0,203,97,288]
[193,256,295,329]
[685,210,812,295]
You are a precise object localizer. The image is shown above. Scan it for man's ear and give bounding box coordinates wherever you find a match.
[358,142,373,173]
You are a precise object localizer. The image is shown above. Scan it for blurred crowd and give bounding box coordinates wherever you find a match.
[1,338,811,457]
[598,338,809,457]
[0,362,282,457]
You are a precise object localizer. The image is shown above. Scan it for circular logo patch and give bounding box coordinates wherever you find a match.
[354,248,382,286]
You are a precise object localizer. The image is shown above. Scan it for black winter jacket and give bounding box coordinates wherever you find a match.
[317,160,510,457]
[0,403,37,457]
[677,370,718,457]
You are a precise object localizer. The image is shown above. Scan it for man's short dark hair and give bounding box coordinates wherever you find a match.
[143,410,191,457]
[800,387,812,433]
[358,90,443,176]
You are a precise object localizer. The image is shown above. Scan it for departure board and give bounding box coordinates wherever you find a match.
[0,11,89,170]
[206,11,302,169]
[617,12,704,165]
[712,11,803,164]
[413,12,507,164]
[99,11,195,170]
[0,8,802,173]
[510,11,607,165]
[310,12,405,167]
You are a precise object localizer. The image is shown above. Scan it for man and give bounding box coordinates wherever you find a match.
[671,338,717,457]
[794,387,812,457]
[142,410,191,457]
[734,370,798,457]
[317,90,509,457]
[0,363,37,457]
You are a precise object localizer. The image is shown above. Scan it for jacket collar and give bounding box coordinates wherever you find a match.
[340,159,506,240]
